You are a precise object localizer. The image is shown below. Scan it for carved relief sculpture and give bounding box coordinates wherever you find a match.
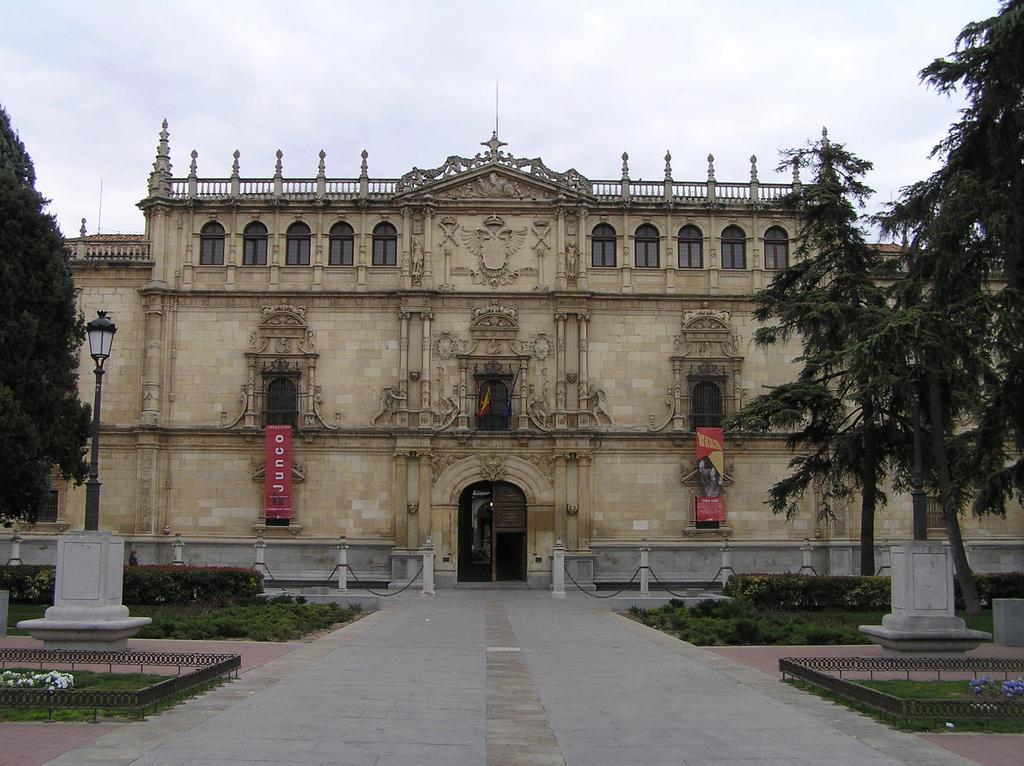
[461,215,526,287]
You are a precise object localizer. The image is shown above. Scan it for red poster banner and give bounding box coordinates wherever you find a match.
[264,425,293,519]
[695,427,725,522]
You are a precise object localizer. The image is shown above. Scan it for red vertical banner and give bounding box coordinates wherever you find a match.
[695,427,725,522]
[264,425,293,519]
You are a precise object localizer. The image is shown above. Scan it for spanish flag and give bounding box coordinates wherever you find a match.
[477,383,492,417]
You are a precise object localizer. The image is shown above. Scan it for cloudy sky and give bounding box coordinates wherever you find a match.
[0,0,1000,237]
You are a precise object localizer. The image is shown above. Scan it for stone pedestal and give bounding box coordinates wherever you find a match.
[859,541,990,655]
[993,599,1024,646]
[17,531,151,650]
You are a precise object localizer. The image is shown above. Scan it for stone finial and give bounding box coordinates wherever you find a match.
[274,149,283,177]
[79,218,87,237]
[482,131,507,159]
[621,151,630,180]
[231,150,240,178]
[317,149,326,177]
[822,126,830,145]
[792,158,801,185]
[749,155,758,184]
[188,149,198,178]
[664,150,673,181]
[360,149,369,179]
[147,118,173,195]
[707,153,716,182]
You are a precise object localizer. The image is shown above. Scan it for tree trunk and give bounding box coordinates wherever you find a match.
[927,371,981,615]
[859,400,877,575]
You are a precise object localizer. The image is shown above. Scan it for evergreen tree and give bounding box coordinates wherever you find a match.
[0,105,91,523]
[727,130,895,575]
[880,1,1024,613]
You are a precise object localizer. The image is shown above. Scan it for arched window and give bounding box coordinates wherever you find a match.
[264,377,298,428]
[721,225,746,269]
[243,222,268,266]
[475,379,511,432]
[691,381,723,429]
[591,223,617,267]
[678,225,703,269]
[634,224,660,268]
[329,222,354,266]
[199,222,224,265]
[285,222,311,266]
[372,222,397,266]
[764,226,789,270]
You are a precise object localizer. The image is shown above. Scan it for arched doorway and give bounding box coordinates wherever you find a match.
[457,480,527,582]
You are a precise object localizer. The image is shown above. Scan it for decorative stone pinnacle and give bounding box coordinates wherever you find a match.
[621,151,629,179]
[821,126,830,147]
[664,150,672,180]
[231,150,240,177]
[707,153,716,182]
[80,218,87,237]
[792,158,801,185]
[274,150,283,176]
[317,149,326,176]
[158,119,169,156]
[189,149,198,177]
[360,149,368,178]
[750,155,758,183]
[482,131,507,159]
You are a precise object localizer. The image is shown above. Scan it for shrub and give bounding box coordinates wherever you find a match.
[724,574,891,611]
[0,564,262,605]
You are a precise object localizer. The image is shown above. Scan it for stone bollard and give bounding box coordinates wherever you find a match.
[551,539,566,599]
[7,531,23,565]
[421,537,435,596]
[800,538,815,574]
[639,540,650,595]
[254,534,267,572]
[720,539,733,586]
[171,533,185,566]
[336,538,349,592]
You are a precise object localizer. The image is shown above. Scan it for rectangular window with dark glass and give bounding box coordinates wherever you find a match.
[286,239,310,266]
[38,490,59,523]
[200,238,224,265]
[329,238,353,266]
[244,239,267,265]
[372,239,396,266]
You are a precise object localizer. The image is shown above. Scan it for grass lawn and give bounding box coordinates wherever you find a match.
[0,669,171,722]
[6,600,361,642]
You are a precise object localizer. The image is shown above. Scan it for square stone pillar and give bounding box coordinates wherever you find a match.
[18,531,151,650]
[859,541,990,655]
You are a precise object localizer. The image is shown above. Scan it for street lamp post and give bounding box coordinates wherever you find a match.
[908,352,928,541]
[84,311,116,531]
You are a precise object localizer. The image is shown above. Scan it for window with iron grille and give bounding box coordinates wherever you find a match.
[691,381,723,429]
[243,222,268,265]
[926,495,945,528]
[285,222,311,266]
[199,222,225,265]
[634,224,660,268]
[591,224,617,267]
[37,490,59,523]
[372,222,397,266]
[329,222,354,266]
[678,225,703,268]
[264,376,299,428]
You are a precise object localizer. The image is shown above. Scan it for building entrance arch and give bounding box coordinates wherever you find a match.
[457,480,527,582]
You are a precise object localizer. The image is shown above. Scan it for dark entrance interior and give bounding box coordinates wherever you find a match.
[457,481,527,582]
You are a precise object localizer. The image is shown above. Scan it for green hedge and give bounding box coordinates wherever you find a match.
[724,574,891,611]
[0,565,262,605]
[724,572,1024,611]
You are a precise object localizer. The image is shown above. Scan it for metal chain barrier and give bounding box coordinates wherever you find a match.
[343,562,424,597]
[564,566,643,598]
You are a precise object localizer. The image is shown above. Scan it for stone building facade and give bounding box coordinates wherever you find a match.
[13,124,1022,585]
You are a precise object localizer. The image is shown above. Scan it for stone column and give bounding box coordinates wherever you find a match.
[398,310,410,398]
[551,540,566,598]
[457,359,470,429]
[577,452,592,549]
[578,312,589,422]
[356,208,368,291]
[418,452,432,548]
[420,311,432,421]
[555,312,567,412]
[423,207,434,288]
[393,451,409,549]
[517,357,530,430]
[672,359,685,431]
[555,209,567,290]
[400,207,411,289]
[336,540,348,591]
[577,207,588,290]
[141,291,164,426]
[554,453,568,544]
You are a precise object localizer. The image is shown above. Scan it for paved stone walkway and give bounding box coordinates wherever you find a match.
[13,591,1005,765]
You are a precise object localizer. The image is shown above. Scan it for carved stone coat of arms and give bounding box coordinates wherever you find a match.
[461,214,526,287]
